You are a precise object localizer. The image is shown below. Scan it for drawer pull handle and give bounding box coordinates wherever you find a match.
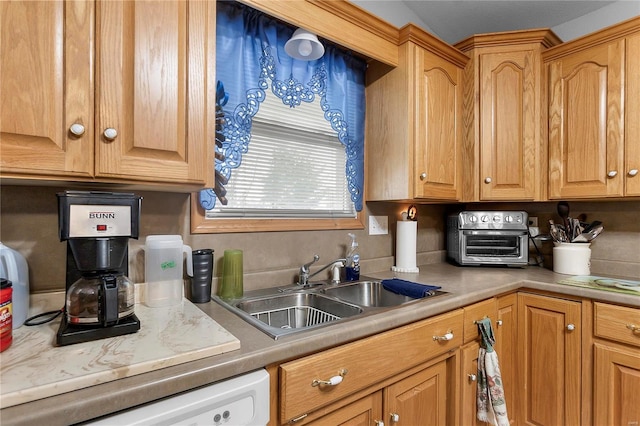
[290,413,308,423]
[433,331,454,341]
[312,369,347,387]
[627,324,640,334]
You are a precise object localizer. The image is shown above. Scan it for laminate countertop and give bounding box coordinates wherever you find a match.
[1,263,638,425]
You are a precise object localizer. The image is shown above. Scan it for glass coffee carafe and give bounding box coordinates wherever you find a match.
[66,274,135,325]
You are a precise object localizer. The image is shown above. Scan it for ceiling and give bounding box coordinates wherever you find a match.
[400,1,617,43]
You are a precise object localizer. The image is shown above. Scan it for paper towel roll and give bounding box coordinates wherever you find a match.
[392,221,419,273]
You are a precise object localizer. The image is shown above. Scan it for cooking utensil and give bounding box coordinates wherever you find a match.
[549,220,567,243]
[571,224,604,242]
[557,201,571,238]
[583,220,602,233]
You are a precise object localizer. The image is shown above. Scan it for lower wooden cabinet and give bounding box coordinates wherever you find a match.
[270,293,638,426]
[517,292,582,426]
[592,301,640,425]
[305,391,383,426]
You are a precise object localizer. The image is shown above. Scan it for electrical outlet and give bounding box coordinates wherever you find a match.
[369,215,388,235]
[528,216,538,227]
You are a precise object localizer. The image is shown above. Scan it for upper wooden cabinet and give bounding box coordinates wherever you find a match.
[543,16,640,199]
[1,0,94,178]
[1,0,213,188]
[456,29,561,201]
[366,25,468,202]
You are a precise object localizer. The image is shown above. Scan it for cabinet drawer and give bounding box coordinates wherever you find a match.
[279,309,464,422]
[463,298,497,344]
[594,302,640,347]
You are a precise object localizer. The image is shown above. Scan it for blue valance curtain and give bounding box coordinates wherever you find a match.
[199,1,366,212]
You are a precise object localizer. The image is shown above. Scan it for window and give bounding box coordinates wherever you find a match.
[206,91,355,219]
[192,2,366,233]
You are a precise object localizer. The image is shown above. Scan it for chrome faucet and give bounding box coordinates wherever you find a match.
[298,255,346,287]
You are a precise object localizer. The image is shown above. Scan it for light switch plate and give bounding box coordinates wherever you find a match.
[369,215,388,235]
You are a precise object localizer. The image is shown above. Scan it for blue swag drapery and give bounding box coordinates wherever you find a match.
[199,1,366,212]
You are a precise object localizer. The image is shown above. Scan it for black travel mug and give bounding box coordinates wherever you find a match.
[190,249,214,303]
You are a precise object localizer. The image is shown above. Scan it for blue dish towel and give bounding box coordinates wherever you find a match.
[381,279,441,299]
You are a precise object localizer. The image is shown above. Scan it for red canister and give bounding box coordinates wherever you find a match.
[0,278,12,352]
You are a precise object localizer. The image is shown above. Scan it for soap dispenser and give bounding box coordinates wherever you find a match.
[345,233,360,281]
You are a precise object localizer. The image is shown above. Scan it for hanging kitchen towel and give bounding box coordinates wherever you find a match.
[381,279,441,299]
[476,318,509,426]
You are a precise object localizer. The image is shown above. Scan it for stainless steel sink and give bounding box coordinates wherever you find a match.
[213,278,449,339]
[217,292,363,339]
[322,280,418,307]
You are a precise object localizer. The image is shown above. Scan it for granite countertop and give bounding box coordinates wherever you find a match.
[1,263,639,425]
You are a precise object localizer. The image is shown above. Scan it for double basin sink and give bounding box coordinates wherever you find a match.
[213,279,448,339]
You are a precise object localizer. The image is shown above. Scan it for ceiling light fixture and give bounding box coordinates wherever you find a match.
[285,28,324,61]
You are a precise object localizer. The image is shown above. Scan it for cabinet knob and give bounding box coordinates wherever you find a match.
[626,324,640,334]
[311,369,347,387]
[419,172,427,181]
[375,421,385,426]
[566,323,575,331]
[607,170,618,178]
[484,177,492,184]
[468,373,477,382]
[390,413,400,423]
[629,169,639,177]
[432,331,454,341]
[496,320,503,326]
[69,123,85,136]
[103,128,118,141]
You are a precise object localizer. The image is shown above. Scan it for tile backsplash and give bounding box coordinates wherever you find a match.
[1,185,638,296]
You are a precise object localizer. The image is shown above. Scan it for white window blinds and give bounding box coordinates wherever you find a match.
[207,93,356,219]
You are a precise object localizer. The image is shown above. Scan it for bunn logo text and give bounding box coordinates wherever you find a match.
[89,212,116,219]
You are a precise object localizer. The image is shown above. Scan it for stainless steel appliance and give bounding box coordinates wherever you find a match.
[447,211,529,267]
[56,191,142,346]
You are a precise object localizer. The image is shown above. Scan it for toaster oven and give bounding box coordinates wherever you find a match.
[447,211,529,267]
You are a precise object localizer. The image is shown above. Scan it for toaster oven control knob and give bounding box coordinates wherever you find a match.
[468,215,477,223]
[493,215,500,222]
[481,215,489,223]
[504,215,512,223]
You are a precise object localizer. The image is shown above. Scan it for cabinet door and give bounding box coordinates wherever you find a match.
[495,293,517,426]
[517,293,582,426]
[385,359,451,426]
[480,50,539,200]
[460,342,481,426]
[593,342,640,425]
[414,46,462,201]
[626,34,640,196]
[96,0,211,184]
[306,391,383,426]
[0,0,93,177]
[547,40,625,198]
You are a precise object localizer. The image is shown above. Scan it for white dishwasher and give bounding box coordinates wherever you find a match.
[87,369,270,426]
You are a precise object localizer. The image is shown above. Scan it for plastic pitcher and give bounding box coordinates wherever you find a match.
[143,235,193,307]
[0,242,29,329]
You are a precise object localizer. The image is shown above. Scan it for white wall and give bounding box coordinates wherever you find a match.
[551,1,640,41]
[353,0,639,42]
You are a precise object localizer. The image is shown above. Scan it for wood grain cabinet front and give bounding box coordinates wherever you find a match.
[1,0,213,188]
[592,302,640,425]
[278,309,463,424]
[517,292,582,426]
[366,25,468,202]
[544,16,640,199]
[456,29,561,202]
